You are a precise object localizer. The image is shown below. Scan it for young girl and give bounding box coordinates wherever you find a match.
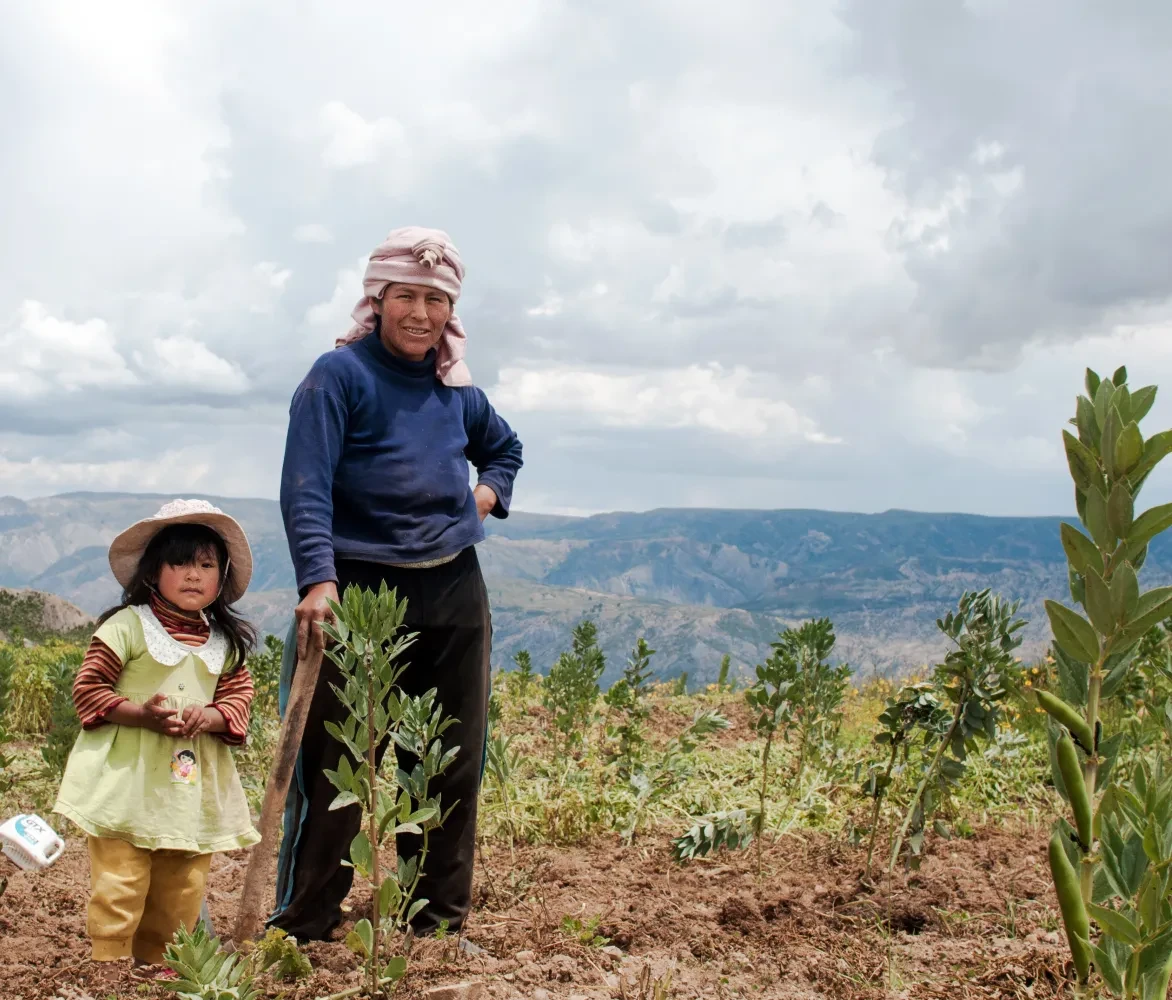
[54,499,261,978]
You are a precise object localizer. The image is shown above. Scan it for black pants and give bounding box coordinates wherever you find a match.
[269,548,491,941]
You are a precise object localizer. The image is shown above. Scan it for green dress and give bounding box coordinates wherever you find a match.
[54,607,260,854]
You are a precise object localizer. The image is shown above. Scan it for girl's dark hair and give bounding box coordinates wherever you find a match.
[177,750,196,763]
[98,523,257,670]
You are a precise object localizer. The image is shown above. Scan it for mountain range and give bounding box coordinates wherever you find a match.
[4,492,1168,686]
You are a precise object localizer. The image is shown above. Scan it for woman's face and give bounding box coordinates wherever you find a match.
[374,282,452,361]
[157,547,221,613]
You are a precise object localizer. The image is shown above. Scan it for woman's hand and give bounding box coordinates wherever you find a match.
[474,484,498,522]
[295,580,340,660]
[178,705,227,738]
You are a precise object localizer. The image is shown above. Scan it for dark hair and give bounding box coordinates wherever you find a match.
[98,523,257,671]
[177,750,196,763]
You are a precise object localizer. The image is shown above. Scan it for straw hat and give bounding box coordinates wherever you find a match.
[108,499,253,604]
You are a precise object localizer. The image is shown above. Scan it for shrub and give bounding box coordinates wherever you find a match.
[320,581,459,998]
[543,621,606,752]
[1042,365,1172,996]
[39,650,83,779]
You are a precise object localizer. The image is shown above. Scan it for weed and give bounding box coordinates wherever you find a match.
[39,650,82,780]
[561,912,610,948]
[543,621,606,753]
[604,638,655,777]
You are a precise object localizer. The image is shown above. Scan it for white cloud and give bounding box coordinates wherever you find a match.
[293,223,334,244]
[255,262,292,293]
[0,448,213,496]
[491,364,841,443]
[4,0,1172,521]
[0,301,138,398]
[134,335,250,393]
[318,100,404,169]
[304,257,367,330]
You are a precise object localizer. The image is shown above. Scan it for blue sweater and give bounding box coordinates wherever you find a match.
[280,333,523,592]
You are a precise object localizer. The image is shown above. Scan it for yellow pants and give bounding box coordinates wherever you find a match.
[87,836,212,964]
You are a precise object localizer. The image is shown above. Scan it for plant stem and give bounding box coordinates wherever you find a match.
[864,743,900,880]
[366,652,381,1000]
[321,976,398,1000]
[889,691,966,874]
[756,726,776,879]
[1081,651,1104,908]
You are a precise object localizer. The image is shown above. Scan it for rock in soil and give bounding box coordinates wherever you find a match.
[424,983,487,1000]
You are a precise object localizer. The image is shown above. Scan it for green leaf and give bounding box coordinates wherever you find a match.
[353,917,374,960]
[1088,903,1142,946]
[1131,385,1158,423]
[1095,379,1117,441]
[1115,422,1144,476]
[1052,642,1089,704]
[1083,568,1116,635]
[1045,601,1101,664]
[1085,368,1102,398]
[1076,395,1100,445]
[383,955,408,982]
[328,791,361,812]
[1094,940,1127,996]
[1085,486,1115,550]
[1140,878,1164,934]
[1108,482,1136,540]
[1060,523,1101,575]
[1131,430,1172,484]
[407,897,430,923]
[1109,563,1140,624]
[1142,955,1172,1000]
[1102,404,1123,478]
[349,831,373,876]
[1128,503,1172,556]
[1063,430,1099,492]
[1117,587,1172,648]
[1113,365,1128,387]
[344,930,369,958]
[377,876,401,919]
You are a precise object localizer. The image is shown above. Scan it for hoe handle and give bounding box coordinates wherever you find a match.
[232,647,324,943]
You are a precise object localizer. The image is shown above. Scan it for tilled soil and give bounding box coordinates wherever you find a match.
[2,825,1076,999]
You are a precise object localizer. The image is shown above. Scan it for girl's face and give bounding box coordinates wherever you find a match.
[156,546,221,613]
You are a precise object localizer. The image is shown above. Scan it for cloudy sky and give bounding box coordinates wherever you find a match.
[3,0,1172,518]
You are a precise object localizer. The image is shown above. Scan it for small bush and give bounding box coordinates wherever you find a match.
[5,640,84,734]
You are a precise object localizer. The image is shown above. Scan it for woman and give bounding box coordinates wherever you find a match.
[272,226,522,942]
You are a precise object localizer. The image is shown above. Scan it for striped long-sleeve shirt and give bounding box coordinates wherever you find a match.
[72,593,254,745]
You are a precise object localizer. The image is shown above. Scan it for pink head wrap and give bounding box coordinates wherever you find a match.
[335,226,473,387]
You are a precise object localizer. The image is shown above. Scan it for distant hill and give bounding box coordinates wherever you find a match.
[5,491,1165,684]
[0,586,94,644]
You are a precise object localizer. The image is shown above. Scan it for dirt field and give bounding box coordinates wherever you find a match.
[2,824,1077,1000]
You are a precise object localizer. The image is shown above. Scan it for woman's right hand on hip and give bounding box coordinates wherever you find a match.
[295,581,340,660]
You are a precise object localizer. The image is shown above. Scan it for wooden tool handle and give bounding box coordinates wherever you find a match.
[232,646,324,944]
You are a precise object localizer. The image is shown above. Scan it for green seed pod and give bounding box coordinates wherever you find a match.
[1049,830,1091,983]
[1056,735,1093,849]
[1037,691,1095,752]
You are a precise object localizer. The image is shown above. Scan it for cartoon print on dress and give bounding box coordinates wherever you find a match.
[171,748,198,785]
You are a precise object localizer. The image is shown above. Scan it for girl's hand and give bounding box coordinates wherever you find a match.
[133,689,182,736]
[115,693,184,736]
[179,705,227,738]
